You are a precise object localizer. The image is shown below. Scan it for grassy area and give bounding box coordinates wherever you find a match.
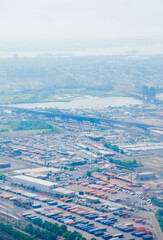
[109,158,143,168]
[0,120,62,135]
[10,120,53,131]
[155,209,163,232]
[150,196,163,208]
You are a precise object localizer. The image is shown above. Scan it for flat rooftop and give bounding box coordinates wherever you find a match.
[52,187,75,194]
[12,175,55,187]
[14,167,61,175]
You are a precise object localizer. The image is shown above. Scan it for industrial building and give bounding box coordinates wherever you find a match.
[0,162,11,169]
[14,167,61,176]
[12,175,55,192]
[51,187,75,197]
[86,196,100,203]
[98,150,115,156]
[138,172,156,181]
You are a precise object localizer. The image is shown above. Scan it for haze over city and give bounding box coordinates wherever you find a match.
[0,1,162,240]
[0,0,163,39]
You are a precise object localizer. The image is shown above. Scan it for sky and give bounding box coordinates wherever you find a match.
[0,0,163,40]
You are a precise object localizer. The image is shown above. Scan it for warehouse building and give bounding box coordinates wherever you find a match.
[51,187,75,197]
[14,167,61,176]
[0,162,11,169]
[86,196,100,204]
[138,172,156,181]
[98,150,115,156]
[12,175,55,192]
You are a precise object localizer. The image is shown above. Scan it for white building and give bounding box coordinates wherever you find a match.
[14,167,61,176]
[138,172,156,181]
[86,196,100,203]
[12,175,55,192]
[51,187,75,197]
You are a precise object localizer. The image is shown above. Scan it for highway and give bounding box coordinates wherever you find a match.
[2,105,162,130]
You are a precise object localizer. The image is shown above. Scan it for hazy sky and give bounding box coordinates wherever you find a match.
[0,0,163,40]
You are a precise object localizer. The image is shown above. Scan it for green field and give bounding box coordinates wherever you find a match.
[0,120,62,135]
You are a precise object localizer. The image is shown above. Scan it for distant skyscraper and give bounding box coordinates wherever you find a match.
[142,85,156,102]
[142,86,148,97]
[12,53,18,60]
[149,86,156,98]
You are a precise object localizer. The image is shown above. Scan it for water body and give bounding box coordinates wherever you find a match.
[10,96,142,110]
[1,41,163,58]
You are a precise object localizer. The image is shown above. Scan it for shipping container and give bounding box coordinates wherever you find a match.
[95,217,105,222]
[22,212,32,217]
[113,233,124,238]
[142,235,153,240]
[32,203,42,208]
[48,201,58,205]
[94,231,105,236]
[102,233,112,239]
[89,227,107,233]
[135,218,143,223]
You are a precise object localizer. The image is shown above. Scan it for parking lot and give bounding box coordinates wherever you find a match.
[0,183,155,240]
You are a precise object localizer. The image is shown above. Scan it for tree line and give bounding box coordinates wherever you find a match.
[155,209,163,232]
[0,217,87,240]
[30,218,86,240]
[109,158,141,168]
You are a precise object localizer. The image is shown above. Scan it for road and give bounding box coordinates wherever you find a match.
[4,105,163,130]
[148,212,163,240]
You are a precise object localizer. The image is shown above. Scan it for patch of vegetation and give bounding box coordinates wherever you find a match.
[0,222,36,240]
[86,170,92,177]
[45,107,61,113]
[0,120,61,134]
[10,120,53,131]
[150,196,163,208]
[137,182,143,187]
[138,207,147,211]
[70,167,75,171]
[107,176,110,181]
[109,158,142,168]
[155,209,163,232]
[85,147,90,151]
[0,217,86,240]
[0,174,6,180]
[104,142,120,152]
[94,168,103,173]
[79,191,84,195]
[31,218,86,240]
[25,222,58,240]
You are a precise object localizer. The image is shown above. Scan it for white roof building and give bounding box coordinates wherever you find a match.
[14,167,61,176]
[12,175,55,192]
[51,187,75,197]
